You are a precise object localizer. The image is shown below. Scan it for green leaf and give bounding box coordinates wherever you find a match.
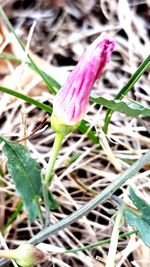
[0,52,61,94]
[78,120,99,144]
[103,54,150,133]
[31,64,60,94]
[47,191,59,210]
[0,137,43,223]
[90,97,150,117]
[123,188,150,247]
[0,85,52,113]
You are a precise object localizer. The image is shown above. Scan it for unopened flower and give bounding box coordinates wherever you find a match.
[51,34,115,135]
[0,244,51,267]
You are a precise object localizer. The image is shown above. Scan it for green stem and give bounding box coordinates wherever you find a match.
[62,229,137,254]
[0,52,22,63]
[0,250,16,260]
[0,52,60,94]
[1,201,23,232]
[28,149,150,244]
[43,133,64,226]
[45,133,64,186]
[103,54,150,133]
[0,86,52,114]
[0,7,57,93]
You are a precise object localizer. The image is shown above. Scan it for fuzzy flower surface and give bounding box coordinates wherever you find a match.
[52,34,115,126]
[12,244,51,267]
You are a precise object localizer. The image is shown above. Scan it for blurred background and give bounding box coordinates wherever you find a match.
[0,1,150,267]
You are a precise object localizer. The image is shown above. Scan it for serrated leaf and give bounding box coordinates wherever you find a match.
[90,97,150,117]
[123,188,150,247]
[0,137,42,223]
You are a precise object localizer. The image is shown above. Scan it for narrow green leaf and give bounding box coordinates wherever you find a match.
[0,85,98,144]
[123,188,150,247]
[103,54,150,133]
[91,97,150,117]
[0,137,43,223]
[0,8,60,94]
[31,64,60,94]
[0,52,21,62]
[1,201,23,232]
[0,85,52,113]
[0,52,61,94]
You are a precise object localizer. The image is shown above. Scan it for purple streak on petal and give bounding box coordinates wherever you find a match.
[53,34,115,125]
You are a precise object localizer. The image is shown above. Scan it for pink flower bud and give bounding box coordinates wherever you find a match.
[0,244,51,267]
[52,34,115,127]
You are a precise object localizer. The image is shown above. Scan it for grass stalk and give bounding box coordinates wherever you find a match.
[0,86,52,113]
[43,133,64,226]
[62,230,137,254]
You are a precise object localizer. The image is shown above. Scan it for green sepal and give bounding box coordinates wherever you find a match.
[51,114,80,136]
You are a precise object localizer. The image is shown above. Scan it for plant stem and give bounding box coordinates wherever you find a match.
[43,133,64,226]
[103,54,150,133]
[0,86,52,114]
[62,229,137,254]
[29,149,150,244]
[0,52,60,94]
[45,134,64,186]
[1,201,23,232]
[0,7,59,93]
[0,250,15,260]
[0,52,22,63]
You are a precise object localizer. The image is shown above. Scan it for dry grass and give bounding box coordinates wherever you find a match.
[0,0,150,266]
